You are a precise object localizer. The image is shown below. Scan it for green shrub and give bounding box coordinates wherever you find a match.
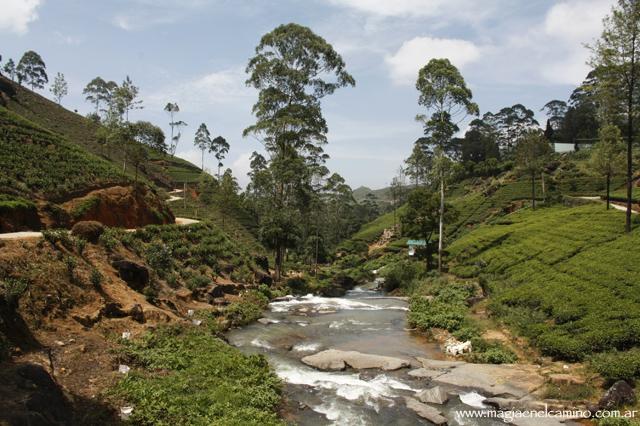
[226,291,269,327]
[90,268,103,288]
[0,278,28,308]
[42,229,73,249]
[381,260,427,292]
[113,326,282,425]
[466,338,517,364]
[408,297,467,332]
[186,274,210,290]
[98,229,120,251]
[64,255,77,277]
[145,243,172,272]
[590,349,640,382]
[285,277,309,295]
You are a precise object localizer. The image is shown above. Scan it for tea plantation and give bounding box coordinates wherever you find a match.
[447,204,640,364]
[0,107,126,200]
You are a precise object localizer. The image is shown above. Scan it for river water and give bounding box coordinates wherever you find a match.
[227,287,503,425]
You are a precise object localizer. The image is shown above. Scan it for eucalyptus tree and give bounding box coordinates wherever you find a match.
[483,104,539,152]
[211,135,230,180]
[414,58,478,272]
[590,0,640,232]
[83,77,118,116]
[114,76,143,121]
[164,102,186,156]
[515,130,553,210]
[194,123,212,171]
[243,23,355,280]
[16,50,48,90]
[3,59,15,81]
[590,124,625,209]
[50,72,68,104]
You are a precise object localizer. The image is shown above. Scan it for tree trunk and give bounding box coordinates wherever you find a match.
[201,150,205,171]
[541,172,546,204]
[275,246,281,282]
[607,173,611,210]
[626,32,636,234]
[438,171,444,273]
[531,172,536,210]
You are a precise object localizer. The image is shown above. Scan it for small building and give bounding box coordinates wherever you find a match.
[407,239,426,256]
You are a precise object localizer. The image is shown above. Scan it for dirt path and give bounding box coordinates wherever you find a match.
[577,196,638,214]
[0,217,200,241]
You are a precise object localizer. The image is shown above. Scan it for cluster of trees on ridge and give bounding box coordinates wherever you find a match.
[398,0,639,272]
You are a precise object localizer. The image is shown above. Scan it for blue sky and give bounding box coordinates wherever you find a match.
[2,0,615,189]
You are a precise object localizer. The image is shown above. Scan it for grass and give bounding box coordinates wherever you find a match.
[448,203,640,362]
[113,325,283,426]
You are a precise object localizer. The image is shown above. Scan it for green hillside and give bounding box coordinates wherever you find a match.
[448,204,640,362]
[0,76,201,188]
[0,107,126,200]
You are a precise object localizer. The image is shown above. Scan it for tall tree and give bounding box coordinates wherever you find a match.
[50,72,68,104]
[215,169,241,229]
[400,188,452,270]
[3,59,15,81]
[16,51,48,90]
[243,23,355,280]
[414,58,478,272]
[131,121,167,153]
[483,104,539,152]
[211,136,230,180]
[114,75,143,121]
[590,124,625,209]
[164,102,186,156]
[194,123,212,171]
[515,130,553,210]
[590,0,640,233]
[83,77,118,116]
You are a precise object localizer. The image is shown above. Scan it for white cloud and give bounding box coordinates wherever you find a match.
[385,37,481,86]
[231,151,253,188]
[0,0,42,34]
[147,67,254,110]
[327,0,501,22]
[543,0,612,43]
[111,0,215,30]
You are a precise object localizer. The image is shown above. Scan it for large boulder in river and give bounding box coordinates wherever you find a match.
[301,349,410,371]
[415,386,449,405]
[404,397,448,425]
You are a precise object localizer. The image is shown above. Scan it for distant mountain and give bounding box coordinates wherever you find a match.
[352,185,396,204]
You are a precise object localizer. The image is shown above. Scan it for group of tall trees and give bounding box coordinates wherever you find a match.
[194,123,229,178]
[400,0,639,272]
[241,23,364,279]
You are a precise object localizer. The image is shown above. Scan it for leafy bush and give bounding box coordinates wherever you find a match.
[226,291,269,327]
[466,338,517,364]
[285,277,309,295]
[42,229,73,249]
[408,297,467,332]
[98,228,120,251]
[145,243,172,272]
[113,326,282,425]
[0,277,28,309]
[590,349,640,382]
[90,269,103,288]
[186,274,210,290]
[381,260,427,292]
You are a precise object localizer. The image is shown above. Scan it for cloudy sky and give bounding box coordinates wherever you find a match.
[2,0,615,189]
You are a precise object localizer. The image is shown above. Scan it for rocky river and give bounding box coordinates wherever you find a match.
[227,286,562,425]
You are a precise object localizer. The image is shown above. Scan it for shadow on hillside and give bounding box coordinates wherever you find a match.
[0,358,121,426]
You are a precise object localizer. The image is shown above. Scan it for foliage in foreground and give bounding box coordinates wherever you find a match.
[113,325,283,426]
